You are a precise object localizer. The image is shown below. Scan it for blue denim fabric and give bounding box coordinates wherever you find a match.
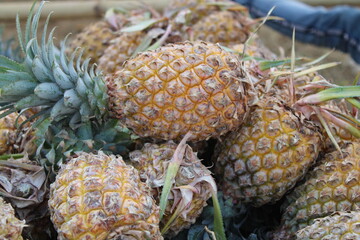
[234,0,360,64]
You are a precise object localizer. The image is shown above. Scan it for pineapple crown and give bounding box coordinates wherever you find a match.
[0,1,108,128]
[36,118,134,175]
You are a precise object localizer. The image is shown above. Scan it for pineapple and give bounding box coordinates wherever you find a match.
[97,31,145,75]
[107,41,254,141]
[48,151,162,240]
[273,141,360,239]
[129,142,213,237]
[295,211,360,240]
[213,64,354,208]
[0,197,25,240]
[214,95,323,206]
[192,10,251,46]
[166,0,251,45]
[0,2,255,147]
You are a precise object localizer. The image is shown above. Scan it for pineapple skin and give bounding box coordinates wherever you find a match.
[295,211,360,240]
[215,96,322,207]
[192,11,251,46]
[98,31,145,75]
[66,21,117,64]
[275,141,360,239]
[48,151,162,240]
[0,197,25,240]
[107,41,254,142]
[129,142,213,237]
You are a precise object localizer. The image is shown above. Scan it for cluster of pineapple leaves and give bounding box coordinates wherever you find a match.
[35,118,135,178]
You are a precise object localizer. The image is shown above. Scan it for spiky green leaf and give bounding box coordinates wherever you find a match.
[121,18,160,32]
[0,56,24,71]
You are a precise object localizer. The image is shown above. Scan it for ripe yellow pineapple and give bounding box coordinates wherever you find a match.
[215,96,323,206]
[129,142,213,237]
[273,141,360,239]
[0,197,25,240]
[192,10,251,46]
[295,211,360,240]
[97,31,145,75]
[48,151,162,240]
[107,41,254,141]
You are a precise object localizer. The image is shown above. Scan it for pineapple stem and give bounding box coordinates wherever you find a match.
[160,185,197,235]
[212,192,227,240]
[346,98,360,110]
[301,50,334,68]
[160,203,181,234]
[296,86,360,105]
[293,62,340,78]
[0,159,43,171]
[241,6,275,60]
[204,226,217,240]
[353,72,360,86]
[319,107,360,138]
[0,154,23,160]
[159,132,192,219]
[147,23,172,51]
[324,106,354,122]
[121,18,164,33]
[314,107,343,155]
[250,16,283,24]
[159,162,180,220]
[289,28,296,105]
[271,62,339,78]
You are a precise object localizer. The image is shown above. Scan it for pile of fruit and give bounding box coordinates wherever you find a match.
[0,0,359,239]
